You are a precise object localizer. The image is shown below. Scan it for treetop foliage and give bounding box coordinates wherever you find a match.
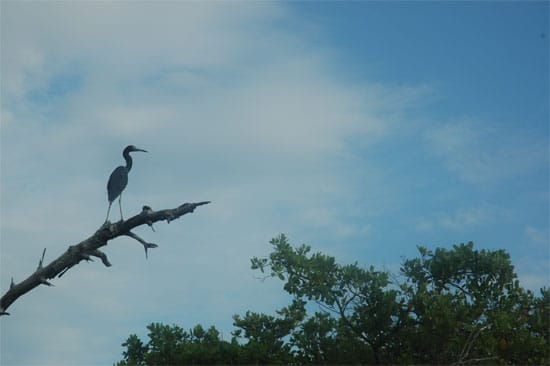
[118,234,549,365]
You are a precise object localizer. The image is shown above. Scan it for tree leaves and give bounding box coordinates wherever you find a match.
[118,236,549,365]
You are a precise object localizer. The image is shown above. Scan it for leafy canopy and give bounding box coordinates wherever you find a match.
[118,235,548,365]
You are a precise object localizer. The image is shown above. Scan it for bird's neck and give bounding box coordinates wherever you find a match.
[123,151,133,172]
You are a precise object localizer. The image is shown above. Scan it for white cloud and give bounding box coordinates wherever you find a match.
[515,256,550,293]
[414,203,512,232]
[4,2,544,365]
[0,2,431,364]
[0,45,47,101]
[440,204,511,230]
[425,120,547,183]
[525,225,548,246]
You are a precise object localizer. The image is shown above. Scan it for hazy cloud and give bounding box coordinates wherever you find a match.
[0,3,427,364]
[425,120,547,183]
[414,203,512,232]
[1,2,547,365]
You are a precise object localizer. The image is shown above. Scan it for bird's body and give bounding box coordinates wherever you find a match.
[107,166,129,203]
[105,145,147,223]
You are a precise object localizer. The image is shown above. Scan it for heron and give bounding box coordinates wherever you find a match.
[105,145,148,223]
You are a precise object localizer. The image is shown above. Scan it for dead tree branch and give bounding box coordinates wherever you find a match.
[0,201,210,316]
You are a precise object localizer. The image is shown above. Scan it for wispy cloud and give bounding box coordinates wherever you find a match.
[524,225,549,247]
[515,256,549,292]
[425,120,547,184]
[0,2,429,364]
[2,2,547,365]
[413,203,512,232]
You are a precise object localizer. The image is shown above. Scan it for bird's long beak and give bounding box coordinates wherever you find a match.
[136,148,148,153]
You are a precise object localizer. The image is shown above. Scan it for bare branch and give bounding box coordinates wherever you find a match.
[142,205,156,232]
[456,356,498,365]
[89,249,112,267]
[124,232,158,259]
[453,324,492,365]
[37,248,47,270]
[0,201,210,315]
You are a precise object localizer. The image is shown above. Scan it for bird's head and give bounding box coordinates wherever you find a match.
[125,145,148,153]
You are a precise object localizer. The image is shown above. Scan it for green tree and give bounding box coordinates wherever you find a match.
[251,235,548,364]
[291,311,338,364]
[119,334,147,366]
[117,323,246,366]
[118,235,548,365]
[232,299,306,364]
[251,234,403,364]
[144,323,185,365]
[400,243,548,364]
[290,311,373,364]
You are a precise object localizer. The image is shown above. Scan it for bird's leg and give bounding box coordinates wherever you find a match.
[105,202,113,223]
[118,195,124,222]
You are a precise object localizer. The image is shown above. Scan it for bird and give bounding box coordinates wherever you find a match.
[105,145,147,223]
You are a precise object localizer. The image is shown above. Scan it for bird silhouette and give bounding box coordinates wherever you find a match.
[105,145,147,223]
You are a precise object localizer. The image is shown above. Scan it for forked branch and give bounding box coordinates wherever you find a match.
[0,201,210,316]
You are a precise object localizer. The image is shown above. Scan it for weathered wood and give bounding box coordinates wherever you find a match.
[0,201,210,315]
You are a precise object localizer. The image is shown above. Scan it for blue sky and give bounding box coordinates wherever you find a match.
[1,1,548,364]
